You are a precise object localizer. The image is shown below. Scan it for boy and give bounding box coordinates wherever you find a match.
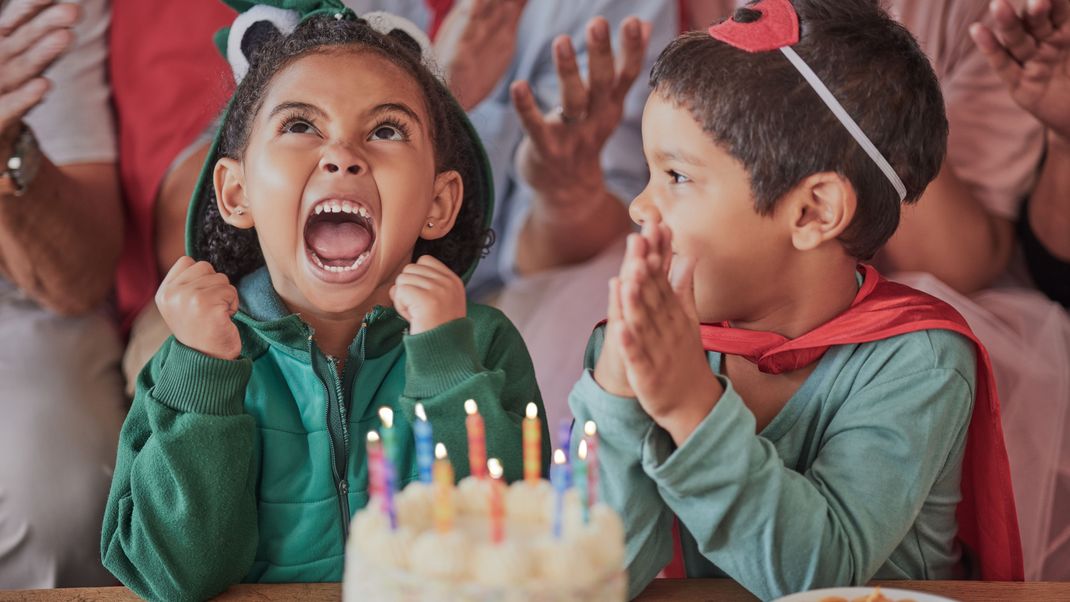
[569,0,1021,599]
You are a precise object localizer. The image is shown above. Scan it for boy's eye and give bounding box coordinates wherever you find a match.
[668,170,690,184]
[370,124,406,141]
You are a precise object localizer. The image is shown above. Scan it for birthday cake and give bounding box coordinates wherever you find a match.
[342,409,626,602]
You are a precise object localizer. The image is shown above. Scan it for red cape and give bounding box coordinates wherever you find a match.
[661,265,1022,581]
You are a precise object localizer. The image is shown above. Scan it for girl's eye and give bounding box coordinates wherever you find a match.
[283,119,315,135]
[668,170,690,184]
[370,124,406,141]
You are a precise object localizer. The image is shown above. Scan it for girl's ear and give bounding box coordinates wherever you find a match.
[784,172,856,251]
[421,170,464,241]
[214,157,254,229]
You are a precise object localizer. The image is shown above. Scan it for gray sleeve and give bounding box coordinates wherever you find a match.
[23,0,117,165]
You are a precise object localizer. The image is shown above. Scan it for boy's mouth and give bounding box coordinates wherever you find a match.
[303,198,376,274]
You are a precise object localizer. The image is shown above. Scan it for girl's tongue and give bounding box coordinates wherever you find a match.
[306,219,372,263]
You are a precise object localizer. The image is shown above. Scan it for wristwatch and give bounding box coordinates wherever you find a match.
[0,125,41,197]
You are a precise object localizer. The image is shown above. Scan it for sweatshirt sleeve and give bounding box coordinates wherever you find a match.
[398,306,551,482]
[101,338,259,602]
[567,326,676,599]
[641,367,975,600]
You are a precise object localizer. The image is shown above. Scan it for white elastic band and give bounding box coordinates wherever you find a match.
[779,46,907,202]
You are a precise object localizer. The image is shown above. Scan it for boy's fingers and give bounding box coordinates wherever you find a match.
[608,277,624,323]
[1025,0,1056,38]
[670,255,700,323]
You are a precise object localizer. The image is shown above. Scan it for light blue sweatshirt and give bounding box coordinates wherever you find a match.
[569,325,977,601]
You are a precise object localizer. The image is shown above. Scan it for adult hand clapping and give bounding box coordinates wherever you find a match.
[435,0,528,111]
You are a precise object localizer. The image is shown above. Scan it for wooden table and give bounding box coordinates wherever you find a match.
[4,580,1069,601]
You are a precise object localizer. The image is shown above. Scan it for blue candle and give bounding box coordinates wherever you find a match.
[558,418,573,461]
[551,449,568,539]
[414,403,434,484]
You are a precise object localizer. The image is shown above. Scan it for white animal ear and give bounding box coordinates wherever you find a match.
[227,5,301,84]
[361,10,436,67]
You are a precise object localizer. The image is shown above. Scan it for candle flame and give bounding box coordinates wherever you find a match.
[435,442,448,460]
[584,421,597,437]
[525,402,538,419]
[415,403,427,422]
[578,439,588,460]
[553,449,566,465]
[464,399,478,415]
[378,406,394,428]
[487,458,503,479]
[367,431,380,443]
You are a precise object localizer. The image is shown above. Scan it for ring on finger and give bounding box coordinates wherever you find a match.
[555,105,588,125]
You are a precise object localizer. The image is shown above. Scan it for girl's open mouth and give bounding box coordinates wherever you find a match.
[303,198,376,281]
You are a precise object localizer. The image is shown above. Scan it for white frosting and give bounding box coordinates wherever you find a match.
[395,481,433,532]
[534,536,602,590]
[409,530,471,581]
[471,541,534,588]
[456,476,492,515]
[504,479,553,526]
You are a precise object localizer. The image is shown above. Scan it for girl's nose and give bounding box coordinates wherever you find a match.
[320,143,366,175]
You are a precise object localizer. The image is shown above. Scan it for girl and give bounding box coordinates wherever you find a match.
[101,3,549,599]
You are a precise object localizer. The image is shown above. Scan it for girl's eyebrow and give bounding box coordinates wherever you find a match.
[371,102,422,127]
[269,101,326,119]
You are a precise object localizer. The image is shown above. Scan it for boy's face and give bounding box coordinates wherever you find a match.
[634,92,795,324]
[218,50,459,317]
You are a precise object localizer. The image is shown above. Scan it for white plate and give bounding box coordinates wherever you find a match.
[773,586,959,602]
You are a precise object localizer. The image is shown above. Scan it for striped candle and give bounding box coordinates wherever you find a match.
[487,458,505,544]
[558,419,572,461]
[584,420,599,507]
[576,439,590,524]
[366,431,384,501]
[522,402,541,482]
[464,399,487,478]
[551,449,569,539]
[433,443,454,532]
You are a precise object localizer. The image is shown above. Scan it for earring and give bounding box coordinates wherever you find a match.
[426,221,434,228]
[234,207,246,216]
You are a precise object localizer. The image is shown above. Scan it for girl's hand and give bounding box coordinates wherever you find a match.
[971,0,1070,141]
[615,224,723,444]
[390,255,467,335]
[156,256,241,360]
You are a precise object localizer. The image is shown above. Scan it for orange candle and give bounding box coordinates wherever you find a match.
[523,402,541,483]
[433,443,454,532]
[487,458,505,544]
[465,399,487,478]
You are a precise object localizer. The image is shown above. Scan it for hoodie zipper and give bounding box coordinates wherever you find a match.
[311,319,368,546]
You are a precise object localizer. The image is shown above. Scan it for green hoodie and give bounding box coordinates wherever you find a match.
[100,5,550,600]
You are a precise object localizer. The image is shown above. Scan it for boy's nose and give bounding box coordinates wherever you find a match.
[629,191,660,226]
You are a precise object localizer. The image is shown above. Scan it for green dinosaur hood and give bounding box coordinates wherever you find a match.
[184,0,494,284]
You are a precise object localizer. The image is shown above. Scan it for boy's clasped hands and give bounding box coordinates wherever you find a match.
[595,221,724,445]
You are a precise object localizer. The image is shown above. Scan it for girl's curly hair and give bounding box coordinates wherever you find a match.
[200,13,492,282]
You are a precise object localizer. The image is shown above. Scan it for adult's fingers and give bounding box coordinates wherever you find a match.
[0,76,48,126]
[0,0,53,37]
[991,0,1040,62]
[585,17,615,106]
[510,80,552,150]
[0,2,77,60]
[614,17,648,101]
[1025,0,1056,39]
[552,35,589,120]
[1052,0,1070,27]
[970,22,1024,88]
[2,27,72,94]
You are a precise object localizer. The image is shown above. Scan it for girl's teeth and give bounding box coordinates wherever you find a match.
[310,251,370,273]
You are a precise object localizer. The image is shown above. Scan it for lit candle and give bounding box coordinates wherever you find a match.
[433,443,454,532]
[465,399,487,479]
[551,449,568,539]
[378,406,396,469]
[487,458,505,544]
[576,440,589,524]
[584,420,599,507]
[366,431,384,501]
[414,403,434,484]
[522,402,541,483]
[558,419,572,461]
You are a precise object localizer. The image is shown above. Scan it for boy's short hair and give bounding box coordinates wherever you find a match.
[651,0,948,259]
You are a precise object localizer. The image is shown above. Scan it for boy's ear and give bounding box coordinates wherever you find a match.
[214,157,254,229]
[784,172,856,251]
[421,170,464,241]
